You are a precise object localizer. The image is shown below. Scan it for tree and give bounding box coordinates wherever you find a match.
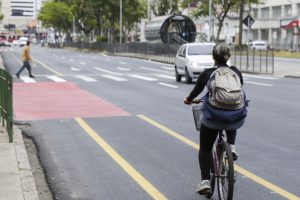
[151,0,180,16]
[38,1,73,40]
[185,0,261,42]
[0,2,4,21]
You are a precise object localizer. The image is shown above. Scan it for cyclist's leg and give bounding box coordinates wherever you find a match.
[199,125,218,180]
[225,130,236,145]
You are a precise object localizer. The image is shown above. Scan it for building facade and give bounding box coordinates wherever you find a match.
[249,0,300,49]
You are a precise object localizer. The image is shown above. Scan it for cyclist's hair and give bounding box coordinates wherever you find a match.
[212,43,231,64]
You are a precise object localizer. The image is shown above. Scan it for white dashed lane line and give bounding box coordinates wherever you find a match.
[94,67,122,75]
[47,75,67,82]
[158,82,178,88]
[117,67,131,71]
[75,75,97,82]
[244,81,273,87]
[101,75,127,81]
[128,75,158,81]
[155,74,174,80]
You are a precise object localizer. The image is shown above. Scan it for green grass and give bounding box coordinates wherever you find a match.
[273,51,300,59]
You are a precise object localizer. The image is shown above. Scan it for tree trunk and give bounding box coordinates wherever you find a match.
[239,0,245,45]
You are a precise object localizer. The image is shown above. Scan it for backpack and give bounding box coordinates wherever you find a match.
[207,66,245,110]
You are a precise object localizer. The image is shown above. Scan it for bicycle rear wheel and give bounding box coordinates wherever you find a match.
[217,142,234,200]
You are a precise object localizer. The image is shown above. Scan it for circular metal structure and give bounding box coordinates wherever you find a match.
[145,14,197,44]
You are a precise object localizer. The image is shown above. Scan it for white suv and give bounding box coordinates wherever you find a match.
[175,43,216,83]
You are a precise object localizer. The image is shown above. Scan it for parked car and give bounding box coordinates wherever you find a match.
[19,37,28,46]
[12,40,20,46]
[3,40,12,47]
[175,43,219,83]
[249,40,269,50]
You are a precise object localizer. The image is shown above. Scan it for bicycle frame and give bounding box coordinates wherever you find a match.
[212,131,225,178]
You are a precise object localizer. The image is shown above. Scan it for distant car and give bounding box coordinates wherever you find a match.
[249,40,269,50]
[19,37,29,46]
[3,41,12,47]
[12,40,20,46]
[175,43,220,83]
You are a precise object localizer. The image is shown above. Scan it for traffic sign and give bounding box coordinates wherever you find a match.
[243,15,255,28]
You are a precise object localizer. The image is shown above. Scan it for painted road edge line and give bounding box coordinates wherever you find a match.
[74,117,168,200]
[137,114,300,200]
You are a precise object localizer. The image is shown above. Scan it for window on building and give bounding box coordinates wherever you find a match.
[272,6,281,18]
[297,4,300,16]
[252,8,258,18]
[261,7,270,19]
[284,5,292,16]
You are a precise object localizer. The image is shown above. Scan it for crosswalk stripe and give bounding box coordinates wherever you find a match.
[101,75,127,81]
[75,75,97,82]
[47,75,66,82]
[94,67,122,75]
[128,75,158,81]
[20,77,36,83]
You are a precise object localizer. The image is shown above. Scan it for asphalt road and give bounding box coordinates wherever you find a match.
[1,45,300,200]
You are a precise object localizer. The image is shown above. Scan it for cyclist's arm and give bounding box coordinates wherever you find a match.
[185,69,212,102]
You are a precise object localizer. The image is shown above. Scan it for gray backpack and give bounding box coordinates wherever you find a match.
[207,67,245,110]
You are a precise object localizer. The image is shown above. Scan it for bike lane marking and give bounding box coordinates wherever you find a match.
[74,117,168,200]
[137,114,300,200]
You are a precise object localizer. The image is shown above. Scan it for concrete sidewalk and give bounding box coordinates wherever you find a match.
[0,126,39,200]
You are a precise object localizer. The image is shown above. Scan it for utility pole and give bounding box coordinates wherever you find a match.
[209,0,212,42]
[238,0,245,45]
[120,0,122,44]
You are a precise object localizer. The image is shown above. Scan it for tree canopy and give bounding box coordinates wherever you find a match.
[38,0,147,42]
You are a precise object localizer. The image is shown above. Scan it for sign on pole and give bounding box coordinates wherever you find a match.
[243,15,255,28]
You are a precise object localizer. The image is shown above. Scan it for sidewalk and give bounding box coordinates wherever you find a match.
[0,126,39,200]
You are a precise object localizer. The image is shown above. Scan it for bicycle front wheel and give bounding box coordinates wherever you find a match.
[217,142,234,200]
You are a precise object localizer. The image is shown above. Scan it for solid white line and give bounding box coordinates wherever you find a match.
[47,75,66,82]
[243,74,279,80]
[71,67,81,71]
[94,67,122,75]
[128,75,158,81]
[101,75,127,81]
[117,67,131,71]
[158,82,178,88]
[245,81,273,87]
[80,62,86,65]
[119,61,127,65]
[21,77,36,83]
[155,75,174,79]
[75,75,97,82]
[141,66,171,73]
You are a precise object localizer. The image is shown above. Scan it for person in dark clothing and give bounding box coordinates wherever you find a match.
[184,43,244,195]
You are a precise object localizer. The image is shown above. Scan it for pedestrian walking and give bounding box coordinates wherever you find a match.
[16,40,35,78]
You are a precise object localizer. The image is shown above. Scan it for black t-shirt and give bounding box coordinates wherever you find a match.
[186,66,243,102]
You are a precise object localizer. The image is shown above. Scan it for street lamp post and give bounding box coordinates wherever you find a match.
[120,0,122,44]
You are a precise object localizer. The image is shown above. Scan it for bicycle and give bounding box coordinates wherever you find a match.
[192,101,236,200]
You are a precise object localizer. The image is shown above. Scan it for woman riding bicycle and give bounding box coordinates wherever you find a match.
[184,44,245,195]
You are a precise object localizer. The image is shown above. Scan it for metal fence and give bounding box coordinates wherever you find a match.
[49,42,274,75]
[0,68,13,142]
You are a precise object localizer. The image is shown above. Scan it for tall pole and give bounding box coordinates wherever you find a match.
[238,0,245,45]
[120,0,122,44]
[209,0,212,42]
[148,0,150,21]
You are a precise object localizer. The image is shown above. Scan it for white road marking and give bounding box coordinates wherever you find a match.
[243,74,279,80]
[47,75,66,82]
[101,75,127,81]
[21,77,36,83]
[71,67,81,71]
[80,62,86,65]
[68,58,74,62]
[155,74,174,79]
[141,66,170,73]
[119,61,127,65]
[94,67,122,75]
[117,67,131,71]
[158,82,178,88]
[75,75,97,82]
[245,81,273,87]
[161,66,173,71]
[128,75,158,81]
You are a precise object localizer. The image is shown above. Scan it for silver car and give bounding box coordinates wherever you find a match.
[175,43,216,83]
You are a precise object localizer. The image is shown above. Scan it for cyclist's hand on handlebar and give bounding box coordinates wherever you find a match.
[184,98,192,105]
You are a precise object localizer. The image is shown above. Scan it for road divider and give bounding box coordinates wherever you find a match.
[137,114,300,200]
[75,117,168,200]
